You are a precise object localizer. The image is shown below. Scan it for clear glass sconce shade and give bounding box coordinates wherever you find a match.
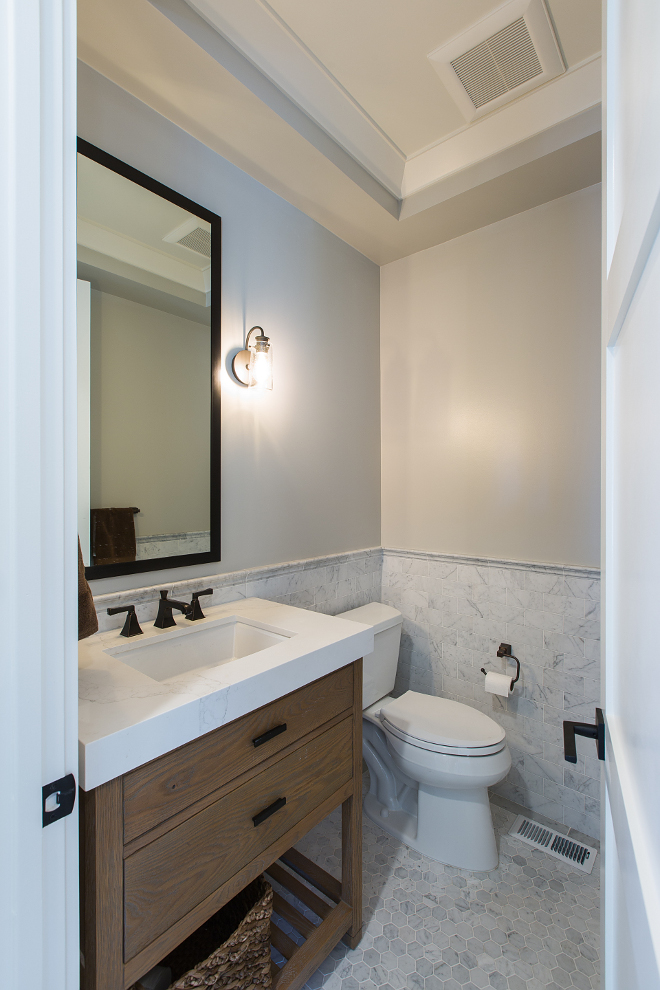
[248,337,273,390]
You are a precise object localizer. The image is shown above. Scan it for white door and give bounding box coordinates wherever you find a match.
[0,1,79,988]
[603,0,660,985]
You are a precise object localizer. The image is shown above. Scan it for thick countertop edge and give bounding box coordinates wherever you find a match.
[79,599,372,790]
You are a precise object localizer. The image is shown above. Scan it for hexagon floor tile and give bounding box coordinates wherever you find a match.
[272,785,600,990]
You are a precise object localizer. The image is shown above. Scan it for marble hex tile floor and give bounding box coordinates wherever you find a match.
[274,791,600,990]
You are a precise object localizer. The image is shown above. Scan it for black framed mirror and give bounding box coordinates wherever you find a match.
[77,139,221,579]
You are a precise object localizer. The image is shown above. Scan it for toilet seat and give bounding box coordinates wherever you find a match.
[380,690,506,757]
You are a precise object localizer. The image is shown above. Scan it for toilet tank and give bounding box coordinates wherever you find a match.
[337,603,402,709]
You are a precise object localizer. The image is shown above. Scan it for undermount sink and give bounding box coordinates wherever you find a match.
[105,615,292,682]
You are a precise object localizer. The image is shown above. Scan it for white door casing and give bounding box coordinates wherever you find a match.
[78,280,92,566]
[0,1,79,988]
[604,0,660,986]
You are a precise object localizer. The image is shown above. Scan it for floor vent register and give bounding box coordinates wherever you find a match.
[508,815,597,874]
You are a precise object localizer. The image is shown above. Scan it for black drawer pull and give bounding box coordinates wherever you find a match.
[252,796,286,827]
[252,723,287,748]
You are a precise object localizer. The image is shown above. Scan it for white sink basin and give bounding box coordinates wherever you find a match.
[105,615,292,682]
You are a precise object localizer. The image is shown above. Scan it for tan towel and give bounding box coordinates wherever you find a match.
[78,538,98,640]
[91,507,137,566]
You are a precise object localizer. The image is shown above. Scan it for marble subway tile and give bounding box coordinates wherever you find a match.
[489,602,525,625]
[584,600,601,621]
[456,563,489,586]
[398,555,429,577]
[520,645,563,669]
[472,583,508,605]
[427,559,458,581]
[564,615,601,641]
[507,695,543,722]
[524,608,563,633]
[209,585,246,606]
[564,576,600,600]
[544,593,585,618]
[489,567,527,590]
[524,753,564,785]
[563,807,601,840]
[560,652,599,677]
[506,588,544,611]
[457,597,487,618]
[524,793,567,822]
[544,630,585,657]
[584,638,600,662]
[524,571,564,595]
[508,626,544,651]
[564,769,600,800]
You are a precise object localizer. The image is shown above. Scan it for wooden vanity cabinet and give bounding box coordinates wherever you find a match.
[80,660,363,990]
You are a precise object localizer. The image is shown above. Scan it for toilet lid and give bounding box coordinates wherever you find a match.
[380,691,505,753]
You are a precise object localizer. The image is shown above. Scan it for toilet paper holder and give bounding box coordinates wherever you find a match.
[481,643,521,688]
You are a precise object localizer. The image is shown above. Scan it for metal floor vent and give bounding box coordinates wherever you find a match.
[509,815,597,874]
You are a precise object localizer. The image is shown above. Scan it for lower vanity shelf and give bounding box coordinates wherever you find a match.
[80,660,363,990]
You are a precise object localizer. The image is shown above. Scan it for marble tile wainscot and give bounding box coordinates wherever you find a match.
[92,545,602,839]
[381,548,601,841]
[93,547,382,632]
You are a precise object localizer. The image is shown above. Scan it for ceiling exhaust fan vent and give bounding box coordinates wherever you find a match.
[428,0,565,121]
[451,18,542,109]
[176,226,211,257]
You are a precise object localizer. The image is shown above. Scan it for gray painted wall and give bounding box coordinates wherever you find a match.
[79,62,381,594]
[381,186,601,568]
[89,289,210,539]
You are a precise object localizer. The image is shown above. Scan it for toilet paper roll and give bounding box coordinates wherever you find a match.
[484,671,513,697]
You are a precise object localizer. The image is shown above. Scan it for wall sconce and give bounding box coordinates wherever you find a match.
[232,326,273,390]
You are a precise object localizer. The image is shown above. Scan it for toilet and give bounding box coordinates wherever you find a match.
[338,602,511,871]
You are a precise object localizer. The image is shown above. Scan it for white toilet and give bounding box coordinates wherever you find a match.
[338,602,511,871]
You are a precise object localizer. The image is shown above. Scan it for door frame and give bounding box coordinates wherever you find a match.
[0,1,79,987]
[602,0,660,984]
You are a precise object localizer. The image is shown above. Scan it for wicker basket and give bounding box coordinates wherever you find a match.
[163,877,273,990]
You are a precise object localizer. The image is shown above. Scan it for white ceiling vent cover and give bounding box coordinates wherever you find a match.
[428,0,565,121]
[163,217,212,257]
[176,227,211,257]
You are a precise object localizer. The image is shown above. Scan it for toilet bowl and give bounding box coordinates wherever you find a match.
[338,603,511,871]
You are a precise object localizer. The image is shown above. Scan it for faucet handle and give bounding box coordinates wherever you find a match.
[107,604,143,638]
[187,588,213,621]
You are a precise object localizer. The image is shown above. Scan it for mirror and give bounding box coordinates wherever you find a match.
[77,140,221,578]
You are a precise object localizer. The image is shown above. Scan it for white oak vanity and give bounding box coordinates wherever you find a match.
[78,600,371,990]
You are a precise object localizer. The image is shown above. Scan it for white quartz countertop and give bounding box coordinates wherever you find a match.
[79,598,372,790]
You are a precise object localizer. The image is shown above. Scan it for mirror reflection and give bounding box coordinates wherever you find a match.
[77,151,214,572]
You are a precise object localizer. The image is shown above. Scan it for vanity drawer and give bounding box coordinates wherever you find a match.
[123,715,353,960]
[123,664,354,843]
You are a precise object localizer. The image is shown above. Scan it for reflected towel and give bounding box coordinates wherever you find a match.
[91,507,137,566]
[78,538,98,640]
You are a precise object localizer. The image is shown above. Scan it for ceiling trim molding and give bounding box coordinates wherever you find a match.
[400,104,601,220]
[402,55,601,200]
[150,0,405,199]
[146,0,600,223]
[77,218,210,291]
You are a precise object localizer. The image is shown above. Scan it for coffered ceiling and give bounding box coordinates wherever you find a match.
[78,0,602,264]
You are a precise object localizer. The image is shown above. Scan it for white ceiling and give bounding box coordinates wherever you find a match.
[77,153,211,297]
[78,0,602,264]
[259,0,601,157]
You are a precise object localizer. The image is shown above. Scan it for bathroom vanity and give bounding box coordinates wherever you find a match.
[78,599,372,990]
